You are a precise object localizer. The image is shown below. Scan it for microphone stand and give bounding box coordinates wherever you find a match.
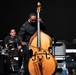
[52,37,56,57]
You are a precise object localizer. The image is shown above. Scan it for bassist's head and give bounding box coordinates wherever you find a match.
[28,13,37,23]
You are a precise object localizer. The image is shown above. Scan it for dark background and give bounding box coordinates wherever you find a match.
[0,0,76,42]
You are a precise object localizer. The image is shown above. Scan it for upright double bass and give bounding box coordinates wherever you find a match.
[28,2,57,75]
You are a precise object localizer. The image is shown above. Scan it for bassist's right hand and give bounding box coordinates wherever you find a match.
[21,42,27,46]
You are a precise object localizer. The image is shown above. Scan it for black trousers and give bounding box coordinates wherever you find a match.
[22,44,30,75]
[18,50,23,69]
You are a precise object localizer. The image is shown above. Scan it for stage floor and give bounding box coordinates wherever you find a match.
[11,73,75,75]
[10,71,75,75]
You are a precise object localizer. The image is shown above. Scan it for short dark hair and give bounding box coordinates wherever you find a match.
[29,13,36,18]
[10,29,16,32]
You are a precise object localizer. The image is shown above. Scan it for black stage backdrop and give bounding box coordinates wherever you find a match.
[0,0,76,42]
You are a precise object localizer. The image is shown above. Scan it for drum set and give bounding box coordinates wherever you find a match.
[0,40,20,74]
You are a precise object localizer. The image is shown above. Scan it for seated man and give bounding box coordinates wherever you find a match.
[4,29,23,70]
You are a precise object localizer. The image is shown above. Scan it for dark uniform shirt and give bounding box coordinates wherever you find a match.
[18,21,45,42]
[4,35,22,49]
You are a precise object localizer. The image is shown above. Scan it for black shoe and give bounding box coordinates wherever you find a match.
[24,72,30,75]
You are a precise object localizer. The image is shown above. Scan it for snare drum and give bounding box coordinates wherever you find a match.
[8,49,19,56]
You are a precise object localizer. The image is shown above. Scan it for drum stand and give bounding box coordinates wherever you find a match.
[10,54,19,72]
[8,49,20,73]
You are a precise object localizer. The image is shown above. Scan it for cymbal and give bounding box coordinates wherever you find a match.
[8,49,19,55]
[0,40,3,43]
